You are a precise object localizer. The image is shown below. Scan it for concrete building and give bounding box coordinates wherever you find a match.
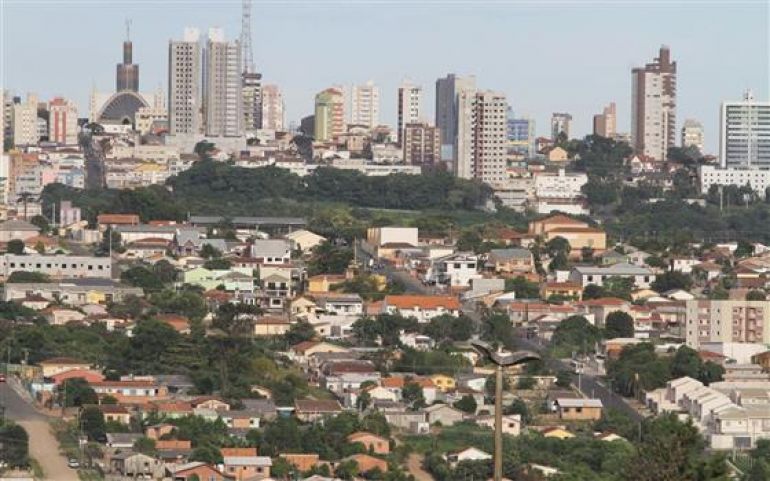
[168,27,202,135]
[261,84,284,131]
[435,74,476,161]
[456,90,507,186]
[681,118,704,153]
[631,45,677,160]
[507,109,536,158]
[720,90,770,168]
[550,113,572,140]
[403,122,440,166]
[593,103,616,138]
[534,169,588,199]
[569,263,655,289]
[698,164,770,195]
[204,28,242,137]
[397,81,422,145]
[351,81,379,129]
[12,94,39,146]
[48,97,78,145]
[242,72,262,132]
[314,87,345,142]
[2,279,142,306]
[685,300,770,349]
[0,254,112,280]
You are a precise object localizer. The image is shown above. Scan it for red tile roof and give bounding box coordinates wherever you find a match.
[385,295,461,310]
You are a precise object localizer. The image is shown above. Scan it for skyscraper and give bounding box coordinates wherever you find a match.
[116,21,139,92]
[204,28,242,137]
[436,74,476,160]
[681,119,704,153]
[720,90,770,168]
[456,90,507,186]
[48,97,78,145]
[261,84,284,131]
[632,45,677,160]
[351,81,379,129]
[314,87,345,142]
[242,72,262,132]
[397,81,422,145]
[403,122,441,166]
[168,28,202,135]
[592,103,616,138]
[550,113,572,140]
[12,93,39,146]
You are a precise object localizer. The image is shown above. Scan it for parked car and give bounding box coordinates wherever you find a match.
[0,374,6,382]
[68,459,80,469]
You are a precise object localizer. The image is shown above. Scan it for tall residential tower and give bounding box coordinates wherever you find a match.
[631,45,677,160]
[204,28,242,137]
[397,81,422,145]
[720,90,770,168]
[168,28,202,135]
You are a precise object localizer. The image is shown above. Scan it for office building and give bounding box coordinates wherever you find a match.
[631,45,677,160]
[397,81,422,145]
[456,90,507,186]
[314,87,345,142]
[507,109,536,158]
[12,94,39,146]
[593,103,616,138]
[48,97,78,145]
[351,81,379,129]
[685,299,770,349]
[403,122,441,166]
[720,90,770,168]
[204,28,242,137]
[681,119,704,153]
[551,113,572,140]
[436,74,476,160]
[242,72,262,132]
[168,28,202,135]
[261,84,284,131]
[698,164,770,195]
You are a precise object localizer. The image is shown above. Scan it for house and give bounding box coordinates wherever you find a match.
[594,432,628,442]
[219,409,264,431]
[345,454,388,474]
[90,380,168,404]
[294,399,343,422]
[192,396,231,411]
[579,297,631,326]
[253,316,292,336]
[444,447,492,467]
[280,454,321,472]
[94,404,131,424]
[569,263,655,289]
[347,432,390,455]
[430,374,456,392]
[19,294,50,310]
[220,449,272,480]
[424,403,465,426]
[167,462,234,481]
[251,239,292,265]
[365,227,419,259]
[545,146,568,162]
[431,253,482,288]
[528,214,606,255]
[540,281,582,300]
[156,314,191,334]
[0,219,40,242]
[145,423,175,440]
[105,432,142,449]
[307,274,347,293]
[44,308,86,326]
[39,357,91,377]
[313,293,364,316]
[97,213,140,229]
[290,341,350,363]
[110,452,164,478]
[382,295,461,323]
[486,248,534,275]
[475,414,522,436]
[50,369,105,386]
[554,398,603,421]
[540,426,575,439]
[285,229,326,252]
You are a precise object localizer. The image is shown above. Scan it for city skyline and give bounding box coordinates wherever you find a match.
[2,1,768,153]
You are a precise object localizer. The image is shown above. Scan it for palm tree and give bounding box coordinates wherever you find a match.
[17,192,35,221]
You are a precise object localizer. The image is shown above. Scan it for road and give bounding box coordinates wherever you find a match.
[1,380,79,481]
[406,453,434,481]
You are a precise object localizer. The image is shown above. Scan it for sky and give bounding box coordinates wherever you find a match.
[2,0,769,154]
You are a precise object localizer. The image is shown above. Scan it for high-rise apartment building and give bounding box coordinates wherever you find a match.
[12,94,39,146]
[631,45,677,160]
[261,84,284,131]
[397,82,422,145]
[681,118,704,153]
[204,28,242,137]
[685,299,770,349]
[550,113,572,140]
[2,91,13,148]
[456,90,507,186]
[48,97,78,145]
[314,87,345,142]
[351,81,379,129]
[168,28,202,135]
[593,103,616,138]
[436,74,476,160]
[506,109,536,158]
[403,122,441,166]
[720,90,770,168]
[242,72,262,132]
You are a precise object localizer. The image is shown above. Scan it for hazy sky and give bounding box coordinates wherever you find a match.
[2,0,768,153]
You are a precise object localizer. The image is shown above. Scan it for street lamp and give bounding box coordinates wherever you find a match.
[471,341,540,481]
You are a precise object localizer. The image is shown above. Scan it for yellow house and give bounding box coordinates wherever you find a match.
[308,274,346,293]
[86,290,107,304]
[544,227,606,256]
[546,146,569,162]
[253,317,292,336]
[430,374,456,392]
[541,282,583,300]
[542,427,575,440]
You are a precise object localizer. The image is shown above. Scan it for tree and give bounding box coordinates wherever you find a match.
[7,271,50,283]
[545,236,571,258]
[481,312,516,350]
[81,406,107,442]
[6,239,25,255]
[203,258,231,270]
[423,314,473,343]
[548,251,569,271]
[284,321,316,346]
[190,444,223,464]
[30,215,50,234]
[453,395,478,414]
[651,271,693,292]
[356,391,372,412]
[503,398,531,424]
[121,266,164,291]
[402,382,426,410]
[605,311,634,339]
[551,315,602,355]
[746,290,766,301]
[133,436,157,455]
[0,422,29,468]
[504,276,540,299]
[581,284,606,300]
[516,376,536,390]
[308,241,354,275]
[199,243,223,259]
[555,370,572,388]
[59,378,98,407]
[603,276,634,300]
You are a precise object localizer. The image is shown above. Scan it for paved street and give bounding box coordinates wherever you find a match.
[1,380,79,481]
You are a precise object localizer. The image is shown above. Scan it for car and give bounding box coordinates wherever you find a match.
[67,459,79,469]
[0,374,6,382]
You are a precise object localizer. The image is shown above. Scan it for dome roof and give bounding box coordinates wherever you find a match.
[97,91,149,125]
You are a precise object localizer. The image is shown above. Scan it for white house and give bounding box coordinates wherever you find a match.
[569,263,655,288]
[432,253,482,288]
[444,447,492,467]
[382,295,461,323]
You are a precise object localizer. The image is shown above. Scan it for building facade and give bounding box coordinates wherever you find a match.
[0,254,112,279]
[12,94,39,146]
[314,88,345,142]
[681,118,704,153]
[204,28,242,137]
[168,28,202,135]
[685,300,770,349]
[397,81,422,145]
[403,122,441,166]
[631,45,677,160]
[456,90,507,186]
[507,110,536,158]
[242,72,262,132]
[593,103,616,138]
[435,74,476,161]
[261,84,284,131]
[48,97,78,145]
[550,113,572,140]
[720,90,770,168]
[351,81,379,129]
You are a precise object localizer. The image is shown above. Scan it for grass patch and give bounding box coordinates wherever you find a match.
[403,421,495,454]
[29,458,44,479]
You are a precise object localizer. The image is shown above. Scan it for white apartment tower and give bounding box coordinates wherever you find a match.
[720,90,770,169]
[168,28,202,135]
[456,90,507,186]
[681,118,704,153]
[397,81,422,145]
[12,94,39,146]
[261,84,284,131]
[204,28,242,137]
[351,81,379,129]
[550,113,572,140]
[631,45,677,160]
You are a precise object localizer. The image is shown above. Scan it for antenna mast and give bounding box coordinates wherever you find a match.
[241,0,254,74]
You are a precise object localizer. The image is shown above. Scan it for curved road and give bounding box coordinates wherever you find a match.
[1,381,78,481]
